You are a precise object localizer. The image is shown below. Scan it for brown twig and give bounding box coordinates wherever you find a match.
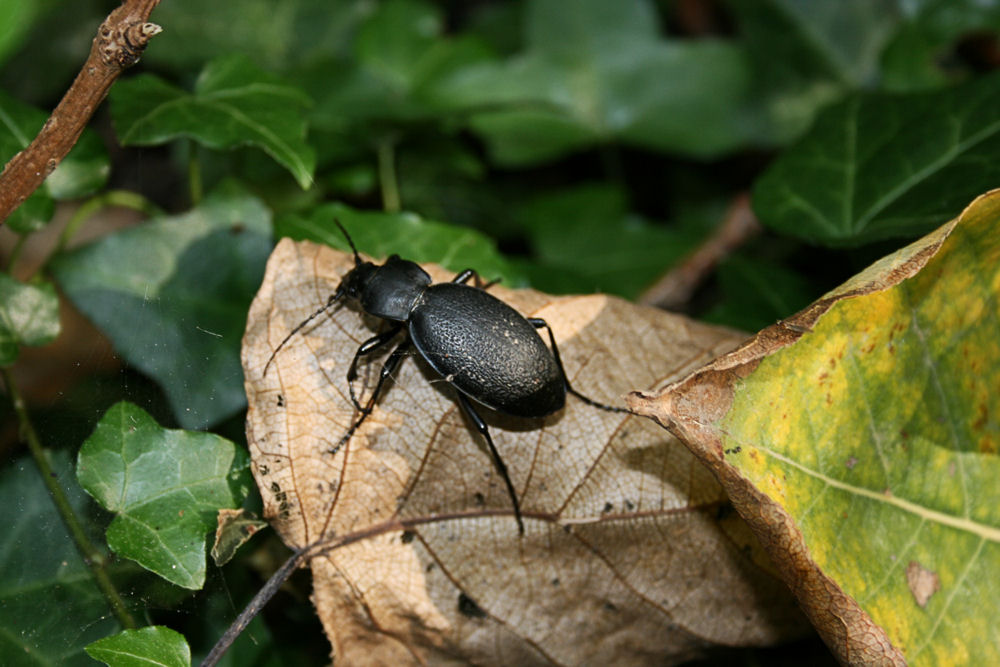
[638,192,762,310]
[0,0,162,225]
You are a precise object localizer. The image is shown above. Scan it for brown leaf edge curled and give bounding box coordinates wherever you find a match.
[0,0,162,225]
[627,219,960,665]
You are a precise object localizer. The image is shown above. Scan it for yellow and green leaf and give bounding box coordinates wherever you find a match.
[631,190,1000,664]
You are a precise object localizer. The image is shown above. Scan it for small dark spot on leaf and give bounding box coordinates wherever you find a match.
[624,499,635,511]
[426,563,435,573]
[602,502,613,513]
[230,222,245,234]
[401,530,415,544]
[550,578,560,586]
[270,482,280,493]
[458,592,487,619]
[473,492,485,506]
[604,601,618,612]
[277,394,284,407]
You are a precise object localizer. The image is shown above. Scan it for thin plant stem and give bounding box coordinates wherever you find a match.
[188,141,203,207]
[5,233,28,274]
[54,189,161,259]
[1,367,137,629]
[376,135,401,213]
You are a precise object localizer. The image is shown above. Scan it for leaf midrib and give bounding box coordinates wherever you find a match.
[738,440,1000,542]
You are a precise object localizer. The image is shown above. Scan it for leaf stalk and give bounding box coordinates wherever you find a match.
[1,367,137,630]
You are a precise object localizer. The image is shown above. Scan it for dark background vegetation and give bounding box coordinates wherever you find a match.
[2,0,998,664]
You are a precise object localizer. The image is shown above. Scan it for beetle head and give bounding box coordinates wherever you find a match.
[336,260,377,302]
[262,219,373,377]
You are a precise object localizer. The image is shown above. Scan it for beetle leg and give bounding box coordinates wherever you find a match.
[455,392,525,535]
[331,338,411,456]
[527,318,629,414]
[451,268,500,290]
[347,324,403,411]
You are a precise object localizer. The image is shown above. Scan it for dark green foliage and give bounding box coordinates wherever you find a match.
[3,0,998,664]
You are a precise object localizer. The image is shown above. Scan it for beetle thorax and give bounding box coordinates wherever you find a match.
[354,255,433,322]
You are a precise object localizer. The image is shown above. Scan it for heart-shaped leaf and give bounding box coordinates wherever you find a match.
[110,55,315,188]
[76,402,252,589]
[428,0,752,165]
[51,184,272,429]
[753,72,1000,246]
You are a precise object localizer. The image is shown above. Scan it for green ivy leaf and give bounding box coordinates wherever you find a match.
[50,184,273,429]
[141,0,371,74]
[86,626,190,667]
[355,0,445,91]
[726,0,897,145]
[0,89,110,232]
[110,55,316,189]
[753,72,1000,246]
[76,402,252,590]
[0,453,121,664]
[429,0,752,164]
[731,0,898,88]
[305,0,493,127]
[0,274,60,365]
[276,202,524,286]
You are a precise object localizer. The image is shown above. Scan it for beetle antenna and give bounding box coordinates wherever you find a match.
[263,289,344,377]
[334,219,362,267]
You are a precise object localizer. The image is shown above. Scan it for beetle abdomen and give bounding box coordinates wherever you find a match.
[409,283,565,417]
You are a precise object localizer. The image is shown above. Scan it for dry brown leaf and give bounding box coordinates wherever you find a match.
[242,238,810,665]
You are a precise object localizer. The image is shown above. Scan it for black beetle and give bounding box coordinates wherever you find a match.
[264,222,625,534]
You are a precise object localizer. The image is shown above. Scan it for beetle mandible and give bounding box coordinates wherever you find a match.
[264,221,626,534]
